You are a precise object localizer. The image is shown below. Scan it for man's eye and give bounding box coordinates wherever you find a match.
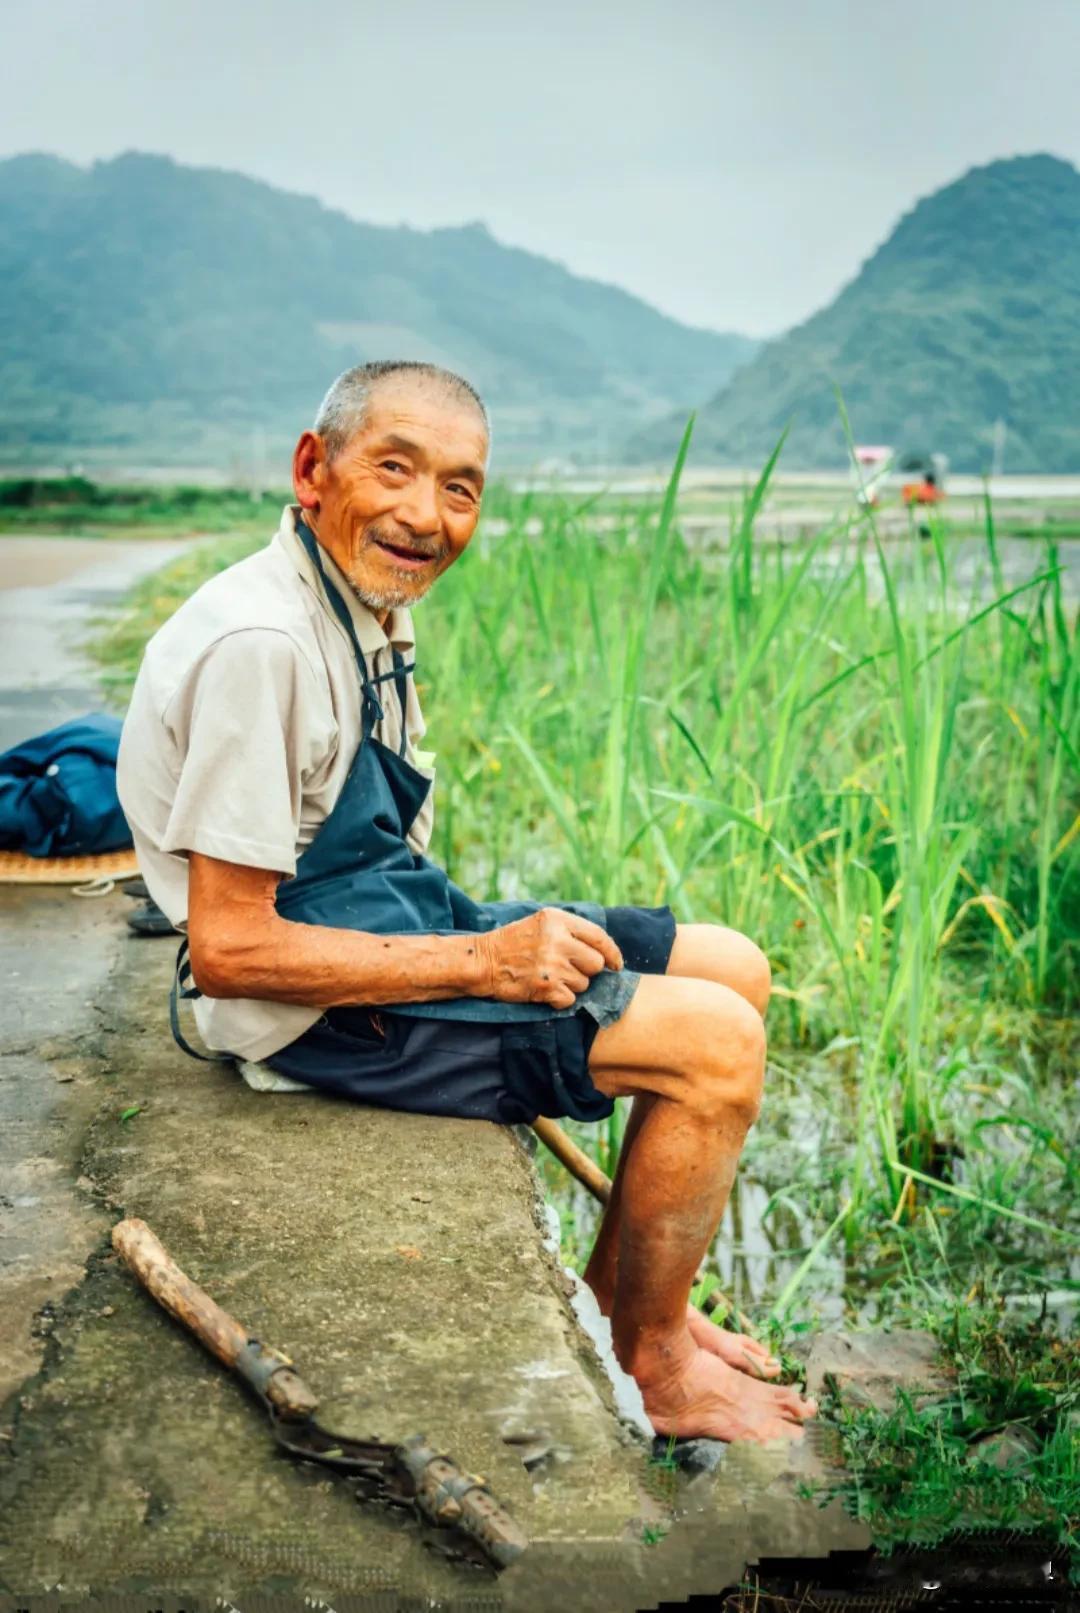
[447,483,474,500]
[381,459,407,474]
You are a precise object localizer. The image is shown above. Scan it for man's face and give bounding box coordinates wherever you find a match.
[293,379,488,613]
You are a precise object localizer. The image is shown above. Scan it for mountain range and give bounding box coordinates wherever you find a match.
[636,154,1080,473]
[0,151,755,468]
[3,150,1078,474]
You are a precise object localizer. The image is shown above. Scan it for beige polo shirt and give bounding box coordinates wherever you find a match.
[116,504,435,1063]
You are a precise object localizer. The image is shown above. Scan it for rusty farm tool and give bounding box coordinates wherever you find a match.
[111,1216,528,1572]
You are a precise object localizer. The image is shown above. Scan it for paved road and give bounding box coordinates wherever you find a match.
[0,536,187,751]
[0,886,118,1401]
[0,536,187,1402]
[0,536,185,1394]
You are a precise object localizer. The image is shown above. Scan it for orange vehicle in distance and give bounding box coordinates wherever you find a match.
[899,451,948,506]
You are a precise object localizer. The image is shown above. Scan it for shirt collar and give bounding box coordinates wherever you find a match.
[275,503,416,656]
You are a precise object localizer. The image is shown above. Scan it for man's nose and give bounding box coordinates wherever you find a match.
[394,477,440,536]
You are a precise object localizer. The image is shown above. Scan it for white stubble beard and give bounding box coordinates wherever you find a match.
[345,567,435,612]
[346,532,444,612]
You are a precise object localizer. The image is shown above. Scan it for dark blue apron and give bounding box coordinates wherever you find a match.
[171,519,611,1059]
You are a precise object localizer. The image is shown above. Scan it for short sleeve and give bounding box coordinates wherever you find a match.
[158,630,328,875]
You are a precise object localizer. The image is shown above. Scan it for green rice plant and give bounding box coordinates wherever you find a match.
[1031,549,1079,1001]
[90,439,1078,1318]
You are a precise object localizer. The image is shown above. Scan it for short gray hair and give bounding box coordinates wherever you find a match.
[313,360,489,460]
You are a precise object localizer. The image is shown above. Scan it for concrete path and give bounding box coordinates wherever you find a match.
[0,888,118,1403]
[0,918,646,1602]
[0,533,189,1400]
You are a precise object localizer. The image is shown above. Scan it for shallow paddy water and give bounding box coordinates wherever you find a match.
[543,1037,1079,1336]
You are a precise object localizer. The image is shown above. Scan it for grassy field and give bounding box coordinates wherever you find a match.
[91,436,1078,1565]
[0,475,287,536]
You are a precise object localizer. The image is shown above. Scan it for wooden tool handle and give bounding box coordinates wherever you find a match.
[112,1216,249,1369]
[112,1216,320,1418]
[531,1116,612,1204]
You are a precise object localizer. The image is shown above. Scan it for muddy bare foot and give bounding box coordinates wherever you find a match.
[635,1343,817,1442]
[686,1303,781,1379]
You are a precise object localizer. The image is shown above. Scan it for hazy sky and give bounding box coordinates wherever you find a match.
[3,0,1079,336]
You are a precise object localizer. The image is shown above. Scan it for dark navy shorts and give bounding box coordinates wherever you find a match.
[263,904,677,1126]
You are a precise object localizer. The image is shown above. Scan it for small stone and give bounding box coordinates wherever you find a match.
[653,1435,727,1475]
[804,1329,952,1412]
[100,1305,115,1317]
[967,1424,1039,1470]
[502,1428,557,1469]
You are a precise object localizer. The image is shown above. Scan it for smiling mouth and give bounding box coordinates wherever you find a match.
[372,538,435,570]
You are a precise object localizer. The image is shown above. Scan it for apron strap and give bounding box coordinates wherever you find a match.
[169,938,234,1064]
[370,652,416,753]
[392,648,410,757]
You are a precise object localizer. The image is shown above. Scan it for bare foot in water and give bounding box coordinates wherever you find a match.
[686,1304,781,1379]
[635,1341,817,1442]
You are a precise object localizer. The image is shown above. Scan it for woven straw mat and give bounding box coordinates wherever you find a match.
[0,848,140,885]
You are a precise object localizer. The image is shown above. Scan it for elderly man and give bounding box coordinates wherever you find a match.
[117,360,816,1443]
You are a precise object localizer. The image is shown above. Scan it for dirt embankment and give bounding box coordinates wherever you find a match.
[0,888,865,1609]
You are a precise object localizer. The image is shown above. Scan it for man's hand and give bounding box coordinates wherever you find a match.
[474,908,623,1010]
[186,856,620,1011]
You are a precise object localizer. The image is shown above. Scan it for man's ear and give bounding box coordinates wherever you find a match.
[292,431,328,510]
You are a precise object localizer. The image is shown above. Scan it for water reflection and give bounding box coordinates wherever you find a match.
[542,1040,1075,1334]
[543,1056,856,1325]
[546,1164,850,1325]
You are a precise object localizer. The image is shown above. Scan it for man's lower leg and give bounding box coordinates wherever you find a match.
[607,1090,743,1377]
[585,927,774,1346]
[594,1085,816,1439]
[579,972,817,1437]
[583,1090,782,1381]
[582,1091,656,1314]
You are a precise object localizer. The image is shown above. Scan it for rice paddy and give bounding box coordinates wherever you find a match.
[91,427,1079,1563]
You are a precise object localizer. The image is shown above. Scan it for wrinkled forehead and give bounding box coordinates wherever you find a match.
[360,375,489,463]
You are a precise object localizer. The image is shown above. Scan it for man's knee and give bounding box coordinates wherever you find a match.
[739,938,772,1017]
[672,980,766,1128]
[670,923,772,1017]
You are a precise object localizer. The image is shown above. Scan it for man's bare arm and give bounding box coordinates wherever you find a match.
[186,853,623,1011]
